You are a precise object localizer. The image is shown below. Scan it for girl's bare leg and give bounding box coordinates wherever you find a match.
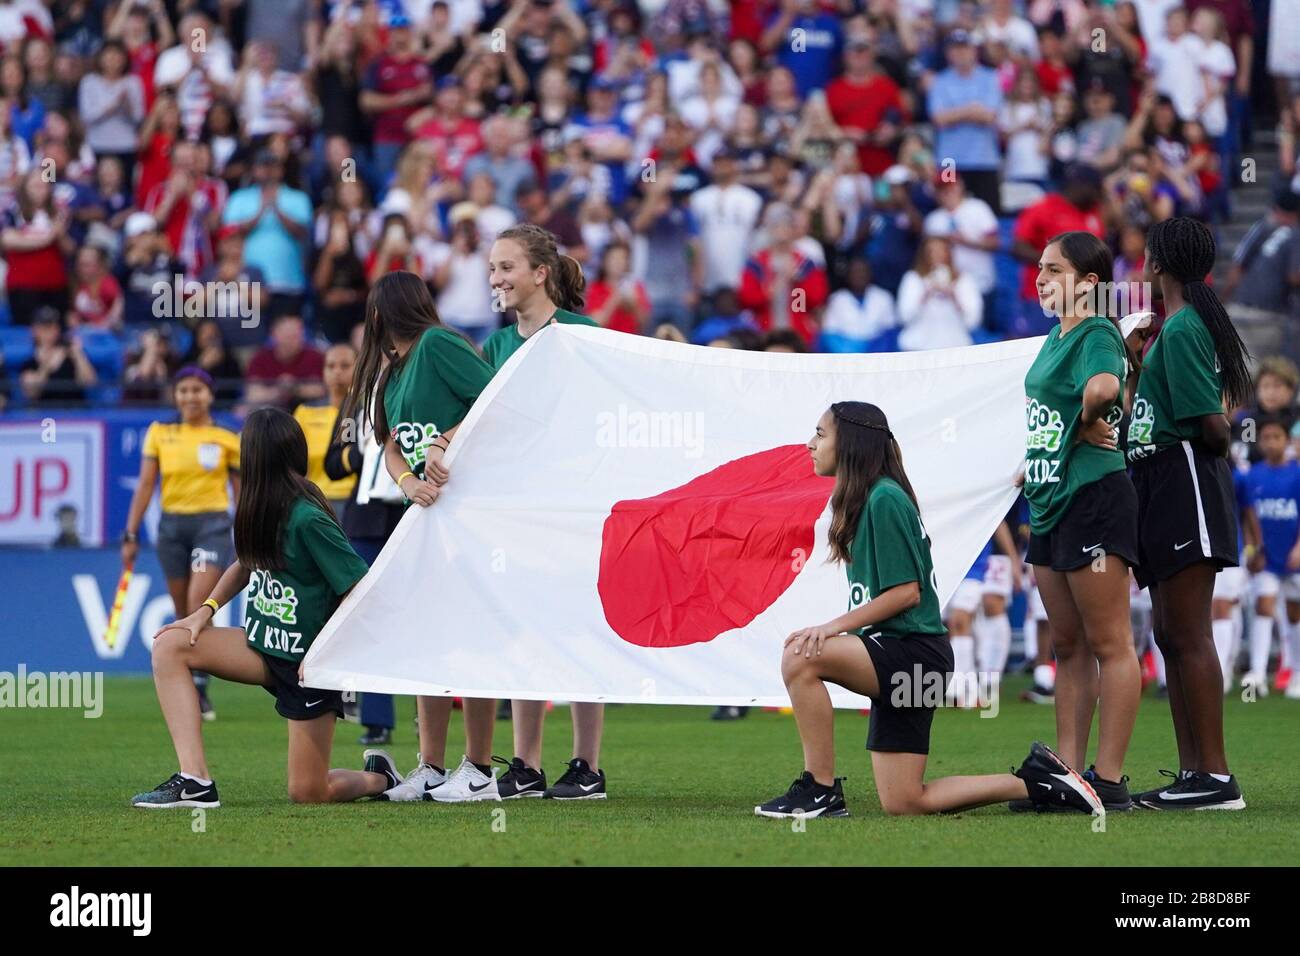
[781,635,880,785]
[286,712,388,803]
[871,751,1029,816]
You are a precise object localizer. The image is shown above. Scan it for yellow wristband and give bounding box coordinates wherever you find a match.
[201,598,220,616]
[397,471,416,485]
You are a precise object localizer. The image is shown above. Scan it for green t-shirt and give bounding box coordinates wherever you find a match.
[244,497,369,661]
[1023,315,1127,534]
[1126,306,1224,464]
[482,308,598,371]
[847,478,946,641]
[384,326,494,473]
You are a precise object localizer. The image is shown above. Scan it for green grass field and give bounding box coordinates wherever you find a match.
[2,675,1296,866]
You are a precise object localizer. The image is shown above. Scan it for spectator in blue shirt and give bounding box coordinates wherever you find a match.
[926,30,1003,214]
[221,148,312,320]
[761,0,843,97]
[563,76,635,208]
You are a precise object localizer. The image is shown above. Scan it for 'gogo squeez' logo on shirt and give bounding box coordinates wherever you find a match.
[1128,397,1155,449]
[1026,398,1064,453]
[392,420,442,469]
[249,570,298,624]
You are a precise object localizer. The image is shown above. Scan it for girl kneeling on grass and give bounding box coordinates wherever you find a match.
[131,408,404,808]
[755,402,1104,819]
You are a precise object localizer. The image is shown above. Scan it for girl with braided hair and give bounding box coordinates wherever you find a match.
[755,402,1105,818]
[1125,216,1248,811]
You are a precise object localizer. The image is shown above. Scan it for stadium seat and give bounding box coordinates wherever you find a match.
[77,328,126,380]
[0,325,34,369]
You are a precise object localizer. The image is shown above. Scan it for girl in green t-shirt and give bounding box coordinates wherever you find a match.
[482,223,609,802]
[1123,217,1250,811]
[336,270,499,803]
[1018,231,1142,812]
[133,408,402,809]
[756,402,1104,818]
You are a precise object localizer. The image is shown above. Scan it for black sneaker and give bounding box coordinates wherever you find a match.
[1132,768,1187,805]
[1013,741,1104,815]
[544,758,606,800]
[1020,685,1054,705]
[710,706,750,720]
[495,756,547,799]
[362,749,403,792]
[1083,766,1133,811]
[358,727,392,746]
[755,772,848,818]
[131,772,220,809]
[1136,770,1245,810]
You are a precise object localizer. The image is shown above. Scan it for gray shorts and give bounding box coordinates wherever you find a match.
[156,511,233,579]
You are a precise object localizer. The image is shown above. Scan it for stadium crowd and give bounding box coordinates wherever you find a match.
[0,0,1296,413]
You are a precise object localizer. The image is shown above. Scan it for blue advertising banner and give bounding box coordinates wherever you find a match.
[0,547,245,674]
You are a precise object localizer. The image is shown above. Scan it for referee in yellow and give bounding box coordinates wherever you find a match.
[122,367,241,720]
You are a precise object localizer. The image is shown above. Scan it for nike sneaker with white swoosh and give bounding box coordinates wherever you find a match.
[754,772,848,818]
[380,755,446,802]
[426,755,501,802]
[131,773,221,809]
[544,758,607,800]
[1083,766,1133,811]
[495,756,547,799]
[363,749,403,793]
[1013,741,1104,815]
[1135,770,1245,810]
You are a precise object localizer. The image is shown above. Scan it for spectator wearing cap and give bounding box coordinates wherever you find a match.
[826,36,908,178]
[78,40,146,185]
[562,77,634,207]
[201,225,268,361]
[429,202,497,344]
[1,169,72,323]
[1225,190,1300,362]
[690,146,763,296]
[407,75,484,182]
[737,202,829,346]
[923,173,1000,329]
[143,139,228,279]
[927,29,1004,215]
[360,13,433,179]
[117,211,181,326]
[760,0,844,97]
[245,313,325,410]
[463,115,539,213]
[19,308,96,405]
[234,39,313,140]
[865,164,928,297]
[221,148,312,319]
[1011,164,1105,335]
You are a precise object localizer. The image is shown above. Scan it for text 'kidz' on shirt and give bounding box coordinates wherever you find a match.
[244,497,370,661]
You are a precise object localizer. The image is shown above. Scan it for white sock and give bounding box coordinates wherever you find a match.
[1212,619,1235,691]
[1249,616,1273,677]
[180,772,213,786]
[1209,773,1232,783]
[1286,618,1300,672]
[1023,616,1038,663]
[975,613,1011,700]
[1033,663,1055,692]
[949,635,976,704]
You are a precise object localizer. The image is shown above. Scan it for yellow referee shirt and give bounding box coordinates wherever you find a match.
[142,422,241,514]
[293,403,358,502]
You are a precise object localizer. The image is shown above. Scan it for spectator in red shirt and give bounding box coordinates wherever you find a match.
[1011,164,1106,335]
[1,169,73,323]
[143,139,227,278]
[737,202,830,345]
[106,0,173,113]
[245,313,325,410]
[406,76,484,182]
[586,241,651,334]
[69,245,124,330]
[825,36,907,177]
[1034,27,1075,97]
[134,90,179,207]
[365,213,424,285]
[360,14,433,181]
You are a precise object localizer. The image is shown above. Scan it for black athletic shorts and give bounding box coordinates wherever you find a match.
[860,631,954,755]
[1026,469,1139,572]
[1131,440,1239,589]
[156,511,233,579]
[259,652,345,721]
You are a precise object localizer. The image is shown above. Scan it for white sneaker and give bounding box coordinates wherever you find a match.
[1285,677,1300,700]
[1241,672,1269,698]
[381,755,447,802]
[426,755,500,803]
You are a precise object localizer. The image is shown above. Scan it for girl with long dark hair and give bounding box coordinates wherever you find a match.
[337,270,498,803]
[1015,231,1143,814]
[132,408,400,807]
[755,402,1103,818]
[483,223,608,802]
[1125,217,1249,810]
